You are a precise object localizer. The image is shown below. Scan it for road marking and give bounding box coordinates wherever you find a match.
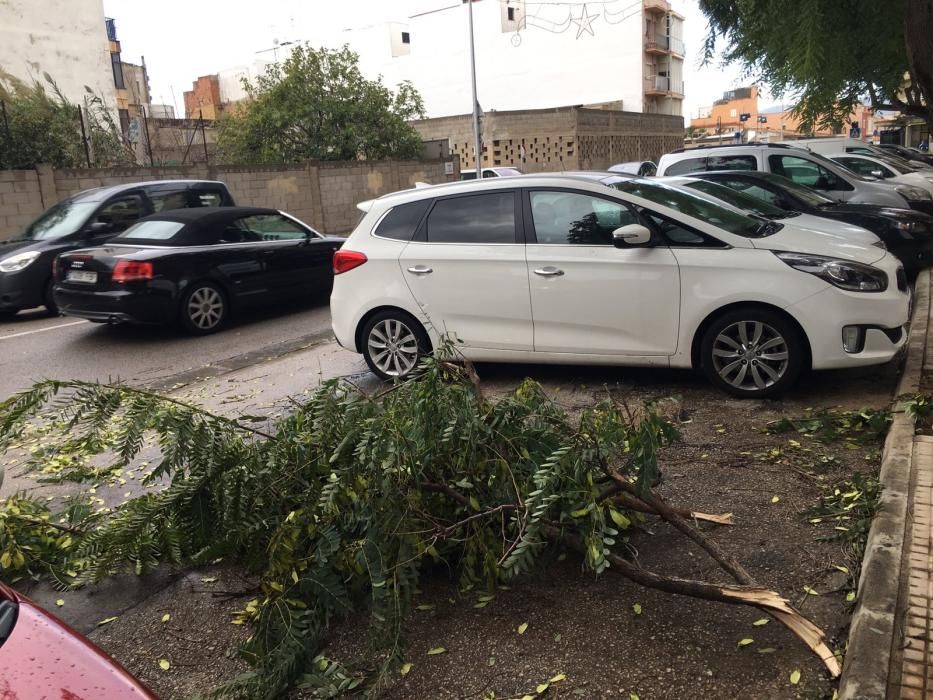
[0,320,88,341]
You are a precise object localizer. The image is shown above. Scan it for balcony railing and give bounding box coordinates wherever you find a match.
[645,34,685,55]
[645,76,684,96]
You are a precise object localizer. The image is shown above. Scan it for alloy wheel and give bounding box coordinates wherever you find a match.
[711,320,789,392]
[187,287,224,331]
[367,318,420,377]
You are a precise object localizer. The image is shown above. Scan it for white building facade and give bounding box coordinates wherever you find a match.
[0,0,116,111]
[324,0,685,118]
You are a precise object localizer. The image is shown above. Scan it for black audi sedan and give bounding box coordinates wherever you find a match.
[689,170,933,271]
[54,207,343,335]
[0,180,235,319]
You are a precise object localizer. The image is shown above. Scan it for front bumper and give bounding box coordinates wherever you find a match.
[789,284,910,370]
[0,268,45,311]
[54,285,175,325]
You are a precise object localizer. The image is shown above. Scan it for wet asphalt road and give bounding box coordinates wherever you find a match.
[0,299,335,398]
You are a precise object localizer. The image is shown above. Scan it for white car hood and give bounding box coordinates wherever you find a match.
[751,219,886,265]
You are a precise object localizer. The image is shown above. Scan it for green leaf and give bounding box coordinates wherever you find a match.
[846,591,856,602]
[161,613,170,623]
[97,616,118,626]
[610,509,632,529]
[427,647,447,656]
[550,673,567,682]
[790,669,801,685]
[416,604,435,611]
[200,577,217,584]
[400,662,412,675]
[757,647,777,654]
[158,659,170,671]
[771,495,780,504]
[55,599,64,607]
[752,618,769,626]
[469,495,480,512]
[803,585,819,596]
[737,638,754,648]
[536,683,550,693]
[632,603,642,615]
[517,622,529,635]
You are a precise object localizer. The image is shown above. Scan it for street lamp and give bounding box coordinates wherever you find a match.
[466,0,482,174]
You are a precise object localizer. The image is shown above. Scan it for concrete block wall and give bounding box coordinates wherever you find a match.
[0,159,458,240]
[0,170,45,237]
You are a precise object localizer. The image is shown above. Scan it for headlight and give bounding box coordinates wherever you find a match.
[0,251,40,272]
[894,220,919,231]
[896,185,932,201]
[774,252,887,292]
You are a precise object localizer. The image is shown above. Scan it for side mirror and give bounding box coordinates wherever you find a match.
[871,169,885,178]
[612,224,652,248]
[83,221,111,237]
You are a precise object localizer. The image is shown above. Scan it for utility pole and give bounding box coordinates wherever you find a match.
[142,104,154,167]
[467,0,482,174]
[199,109,209,165]
[717,116,722,145]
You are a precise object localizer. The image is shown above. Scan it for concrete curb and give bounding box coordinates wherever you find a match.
[838,269,930,700]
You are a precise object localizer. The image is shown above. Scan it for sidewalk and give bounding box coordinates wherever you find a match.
[841,268,933,700]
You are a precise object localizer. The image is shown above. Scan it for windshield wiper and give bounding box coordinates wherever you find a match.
[777,211,802,218]
[754,220,783,237]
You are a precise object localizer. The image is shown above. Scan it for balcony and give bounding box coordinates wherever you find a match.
[645,76,684,97]
[645,33,685,56]
[643,0,670,14]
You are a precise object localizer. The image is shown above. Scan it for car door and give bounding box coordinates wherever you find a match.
[84,193,150,244]
[523,188,681,355]
[236,212,336,297]
[768,154,855,202]
[398,190,533,351]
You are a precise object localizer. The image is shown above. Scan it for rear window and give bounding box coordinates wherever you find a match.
[117,220,185,241]
[374,200,430,241]
[425,192,516,244]
[665,157,707,175]
[194,190,225,207]
[665,154,757,176]
[150,190,189,212]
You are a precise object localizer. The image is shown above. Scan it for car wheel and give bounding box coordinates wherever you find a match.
[44,279,59,316]
[361,310,429,380]
[700,308,804,398]
[179,282,227,335]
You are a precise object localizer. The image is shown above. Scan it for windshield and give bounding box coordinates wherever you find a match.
[21,201,98,240]
[755,173,836,207]
[682,180,791,219]
[613,179,773,238]
[808,151,875,182]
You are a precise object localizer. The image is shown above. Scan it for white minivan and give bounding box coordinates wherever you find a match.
[330,176,909,398]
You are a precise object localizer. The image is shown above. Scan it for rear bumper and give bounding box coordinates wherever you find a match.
[54,285,175,325]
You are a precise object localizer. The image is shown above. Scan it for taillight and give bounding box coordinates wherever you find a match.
[112,261,153,283]
[333,250,367,275]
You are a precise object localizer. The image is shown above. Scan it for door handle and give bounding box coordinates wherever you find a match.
[533,267,564,277]
[406,266,433,275]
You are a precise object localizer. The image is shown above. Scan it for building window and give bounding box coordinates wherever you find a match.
[507,7,515,20]
[401,31,410,44]
[118,109,130,137]
[111,53,125,89]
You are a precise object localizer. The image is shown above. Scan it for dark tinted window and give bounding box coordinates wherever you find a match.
[374,200,430,241]
[642,211,718,246]
[425,192,516,244]
[232,214,308,242]
[707,155,757,171]
[530,191,637,245]
[193,189,225,207]
[665,157,707,175]
[769,155,853,191]
[91,195,145,234]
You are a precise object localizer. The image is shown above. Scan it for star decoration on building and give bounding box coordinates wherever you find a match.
[571,4,599,39]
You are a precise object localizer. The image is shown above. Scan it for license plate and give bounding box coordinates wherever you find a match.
[67,270,98,284]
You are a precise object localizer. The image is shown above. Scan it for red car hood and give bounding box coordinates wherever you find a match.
[0,583,156,700]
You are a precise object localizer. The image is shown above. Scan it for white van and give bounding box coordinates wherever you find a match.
[657,144,932,212]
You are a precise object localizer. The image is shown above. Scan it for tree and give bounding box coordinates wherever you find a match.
[0,72,131,169]
[698,0,933,132]
[217,45,426,165]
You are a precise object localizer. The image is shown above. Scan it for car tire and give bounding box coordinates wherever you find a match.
[700,308,804,398]
[44,279,59,316]
[361,310,430,381]
[179,282,227,336]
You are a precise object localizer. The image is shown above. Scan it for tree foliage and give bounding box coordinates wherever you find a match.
[0,355,838,697]
[0,73,132,169]
[699,0,933,131]
[217,45,426,165]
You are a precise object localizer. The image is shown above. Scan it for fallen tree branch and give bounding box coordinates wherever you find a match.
[543,524,841,677]
[611,493,734,526]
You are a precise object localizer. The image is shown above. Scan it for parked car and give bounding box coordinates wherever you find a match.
[609,161,658,177]
[793,137,933,169]
[827,152,933,195]
[656,144,933,213]
[54,207,342,335]
[0,582,156,698]
[460,167,523,180]
[654,175,883,247]
[0,180,235,319]
[688,170,933,271]
[531,170,636,187]
[330,176,908,398]
[878,143,933,168]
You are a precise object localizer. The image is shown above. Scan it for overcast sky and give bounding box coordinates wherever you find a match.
[102,0,749,119]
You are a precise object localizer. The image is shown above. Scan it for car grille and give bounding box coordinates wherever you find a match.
[897,267,908,292]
